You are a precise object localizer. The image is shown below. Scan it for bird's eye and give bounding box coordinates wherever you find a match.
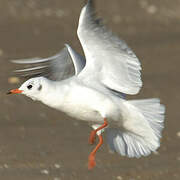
[27,85,33,89]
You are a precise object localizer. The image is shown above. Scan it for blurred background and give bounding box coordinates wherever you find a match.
[0,0,180,179]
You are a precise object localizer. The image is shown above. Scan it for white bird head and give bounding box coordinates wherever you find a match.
[7,77,45,101]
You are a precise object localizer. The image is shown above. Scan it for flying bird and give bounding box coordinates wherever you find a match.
[7,0,165,169]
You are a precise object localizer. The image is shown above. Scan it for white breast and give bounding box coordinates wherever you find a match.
[59,84,106,122]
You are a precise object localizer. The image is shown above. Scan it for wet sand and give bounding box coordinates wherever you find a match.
[0,0,180,179]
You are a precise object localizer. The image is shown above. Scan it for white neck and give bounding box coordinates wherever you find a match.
[39,78,70,110]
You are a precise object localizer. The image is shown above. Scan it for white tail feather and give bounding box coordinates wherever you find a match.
[106,98,165,158]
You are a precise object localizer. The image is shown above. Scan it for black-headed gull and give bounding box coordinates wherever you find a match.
[7,0,165,169]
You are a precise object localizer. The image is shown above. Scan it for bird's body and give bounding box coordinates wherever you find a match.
[29,77,122,125]
[8,0,165,169]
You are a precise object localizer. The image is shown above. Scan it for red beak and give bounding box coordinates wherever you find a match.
[7,89,23,95]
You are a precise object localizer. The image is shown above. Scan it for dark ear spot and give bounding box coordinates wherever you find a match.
[38,84,42,91]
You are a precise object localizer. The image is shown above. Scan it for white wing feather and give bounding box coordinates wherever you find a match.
[77,1,142,95]
[65,44,86,75]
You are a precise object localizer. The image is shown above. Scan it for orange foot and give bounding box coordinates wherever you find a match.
[88,135,103,170]
[88,154,96,170]
[89,130,96,144]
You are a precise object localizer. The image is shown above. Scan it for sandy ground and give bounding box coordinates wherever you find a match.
[0,0,180,179]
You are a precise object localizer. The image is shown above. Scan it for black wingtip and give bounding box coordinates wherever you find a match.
[87,0,93,4]
[85,0,94,8]
[84,0,96,17]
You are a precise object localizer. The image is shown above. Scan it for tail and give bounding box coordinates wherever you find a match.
[106,98,165,158]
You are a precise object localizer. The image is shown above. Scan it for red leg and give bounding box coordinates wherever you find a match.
[89,118,108,144]
[88,134,103,170]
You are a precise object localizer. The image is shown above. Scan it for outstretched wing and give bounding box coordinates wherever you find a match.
[12,44,86,81]
[77,0,142,95]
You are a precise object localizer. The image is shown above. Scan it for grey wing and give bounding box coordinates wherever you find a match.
[77,0,142,95]
[12,44,86,81]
